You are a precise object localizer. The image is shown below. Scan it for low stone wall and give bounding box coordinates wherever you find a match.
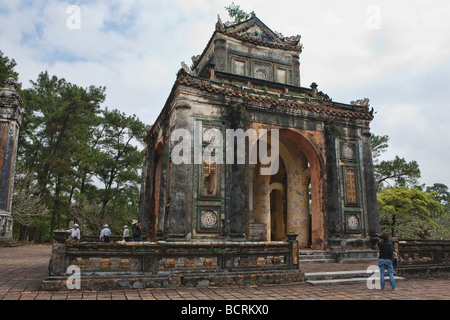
[42,237,303,290]
[397,240,450,278]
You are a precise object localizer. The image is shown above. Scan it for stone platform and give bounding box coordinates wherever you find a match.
[42,239,303,291]
[2,245,450,301]
[41,269,304,291]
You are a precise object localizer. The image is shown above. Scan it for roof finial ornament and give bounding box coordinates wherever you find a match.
[181,62,192,75]
[216,14,225,32]
[310,82,318,97]
[350,98,370,109]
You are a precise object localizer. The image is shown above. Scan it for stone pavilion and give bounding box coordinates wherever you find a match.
[138,13,380,251]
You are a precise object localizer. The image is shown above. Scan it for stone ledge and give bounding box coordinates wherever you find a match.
[40,270,305,291]
[397,265,450,278]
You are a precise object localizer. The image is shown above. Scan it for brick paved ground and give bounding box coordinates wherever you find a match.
[0,244,449,301]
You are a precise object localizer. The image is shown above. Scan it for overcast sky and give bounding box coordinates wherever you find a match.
[1,0,449,188]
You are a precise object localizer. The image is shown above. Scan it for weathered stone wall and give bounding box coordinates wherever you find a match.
[42,236,302,290]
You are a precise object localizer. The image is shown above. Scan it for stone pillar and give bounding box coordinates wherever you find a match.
[229,163,246,240]
[253,173,270,240]
[227,106,247,241]
[292,55,301,87]
[165,97,193,240]
[157,118,171,240]
[247,165,267,241]
[324,123,342,247]
[213,37,227,73]
[138,131,152,237]
[0,78,22,243]
[361,127,381,248]
[285,153,310,247]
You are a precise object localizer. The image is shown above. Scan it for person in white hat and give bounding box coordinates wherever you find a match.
[122,225,130,242]
[100,224,112,242]
[66,223,81,242]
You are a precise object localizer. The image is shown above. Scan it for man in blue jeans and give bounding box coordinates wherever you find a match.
[377,232,397,291]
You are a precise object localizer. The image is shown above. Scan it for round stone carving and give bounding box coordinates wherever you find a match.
[203,128,217,143]
[201,210,218,228]
[255,69,267,80]
[347,214,359,230]
[342,144,355,160]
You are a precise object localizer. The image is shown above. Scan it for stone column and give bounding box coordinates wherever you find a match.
[0,78,22,243]
[253,173,270,240]
[138,131,152,237]
[292,55,301,87]
[213,37,227,73]
[165,97,193,240]
[285,154,310,247]
[361,127,380,248]
[227,105,247,241]
[324,122,342,247]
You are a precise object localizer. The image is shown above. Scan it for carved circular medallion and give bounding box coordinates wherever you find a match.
[347,214,359,230]
[203,128,217,143]
[201,210,218,228]
[342,144,355,161]
[255,69,267,80]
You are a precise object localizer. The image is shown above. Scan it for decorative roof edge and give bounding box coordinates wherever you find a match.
[174,68,374,121]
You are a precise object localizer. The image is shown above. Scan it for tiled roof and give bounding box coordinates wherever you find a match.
[219,30,302,51]
[176,70,374,121]
[216,14,302,52]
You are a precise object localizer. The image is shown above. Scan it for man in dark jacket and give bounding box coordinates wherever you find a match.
[132,219,143,241]
[377,232,397,291]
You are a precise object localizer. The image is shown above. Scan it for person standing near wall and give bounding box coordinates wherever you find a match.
[377,232,397,291]
[132,220,143,241]
[122,225,130,242]
[100,224,112,242]
[66,223,81,242]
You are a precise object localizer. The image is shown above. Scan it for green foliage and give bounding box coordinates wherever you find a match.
[377,186,444,239]
[426,183,450,209]
[225,2,251,24]
[0,50,19,85]
[1,49,147,241]
[371,133,449,239]
[370,134,389,163]
[371,134,421,188]
[425,183,450,239]
[93,108,146,223]
[18,71,106,239]
[376,156,421,187]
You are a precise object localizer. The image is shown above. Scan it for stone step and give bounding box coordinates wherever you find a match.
[299,259,336,264]
[299,250,335,264]
[306,276,405,286]
[305,270,379,280]
[304,269,405,286]
[299,249,379,264]
[299,253,332,258]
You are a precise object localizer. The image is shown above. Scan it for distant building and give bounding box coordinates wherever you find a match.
[139,13,380,250]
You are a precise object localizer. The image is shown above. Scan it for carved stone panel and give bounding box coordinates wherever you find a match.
[197,207,220,233]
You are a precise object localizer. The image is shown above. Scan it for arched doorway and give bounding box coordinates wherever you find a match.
[251,129,324,249]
